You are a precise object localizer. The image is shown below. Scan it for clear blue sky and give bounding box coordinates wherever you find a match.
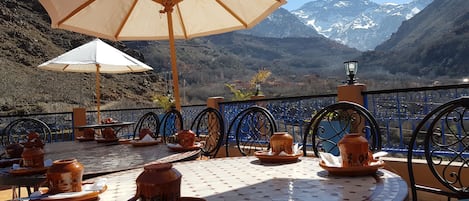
[282,0,414,11]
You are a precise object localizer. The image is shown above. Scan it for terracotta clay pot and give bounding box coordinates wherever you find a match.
[5,143,23,158]
[46,159,84,194]
[131,162,182,201]
[83,128,95,139]
[270,132,293,154]
[338,133,370,167]
[139,128,154,139]
[21,143,44,168]
[177,130,196,148]
[27,131,45,149]
[102,128,116,139]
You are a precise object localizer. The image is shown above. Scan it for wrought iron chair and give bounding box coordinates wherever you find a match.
[1,118,52,198]
[407,97,469,201]
[190,107,225,158]
[132,112,161,140]
[2,118,52,145]
[225,105,278,156]
[302,101,381,157]
[160,107,183,143]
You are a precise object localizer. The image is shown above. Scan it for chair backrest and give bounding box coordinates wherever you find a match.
[407,97,469,201]
[2,118,52,145]
[132,112,161,140]
[302,101,381,157]
[190,107,225,158]
[160,108,183,143]
[225,105,278,156]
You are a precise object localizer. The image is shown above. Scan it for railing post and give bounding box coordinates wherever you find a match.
[72,108,87,140]
[206,97,225,157]
[337,83,366,106]
[337,83,367,133]
[207,97,224,110]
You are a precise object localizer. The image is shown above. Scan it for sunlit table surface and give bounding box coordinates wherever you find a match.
[87,156,408,201]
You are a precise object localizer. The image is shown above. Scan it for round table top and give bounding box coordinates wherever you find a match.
[0,141,200,186]
[88,156,408,201]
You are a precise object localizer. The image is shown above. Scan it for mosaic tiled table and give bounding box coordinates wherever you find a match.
[88,156,408,201]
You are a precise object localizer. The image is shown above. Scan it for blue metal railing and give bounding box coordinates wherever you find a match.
[1,84,469,156]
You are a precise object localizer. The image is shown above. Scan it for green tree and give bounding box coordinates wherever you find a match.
[225,69,272,100]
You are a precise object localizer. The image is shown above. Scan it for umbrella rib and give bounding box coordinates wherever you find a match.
[114,0,139,40]
[57,0,96,27]
[216,0,248,28]
[174,4,189,39]
[61,64,70,71]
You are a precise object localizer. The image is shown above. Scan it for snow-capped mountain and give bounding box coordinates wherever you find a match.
[238,8,321,38]
[291,0,432,51]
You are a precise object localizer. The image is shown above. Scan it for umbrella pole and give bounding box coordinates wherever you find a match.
[167,11,181,111]
[96,64,101,124]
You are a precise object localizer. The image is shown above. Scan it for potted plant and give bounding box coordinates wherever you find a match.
[152,94,175,112]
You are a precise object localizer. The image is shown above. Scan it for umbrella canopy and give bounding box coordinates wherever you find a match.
[38,38,153,123]
[39,0,286,110]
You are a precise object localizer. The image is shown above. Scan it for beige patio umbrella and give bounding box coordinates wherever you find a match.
[39,0,287,110]
[38,38,153,123]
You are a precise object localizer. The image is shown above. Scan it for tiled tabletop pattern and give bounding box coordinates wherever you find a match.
[90,156,408,201]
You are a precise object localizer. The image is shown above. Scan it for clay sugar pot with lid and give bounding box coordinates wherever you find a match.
[83,128,96,139]
[139,128,155,139]
[46,158,84,194]
[338,133,370,168]
[21,131,45,168]
[102,128,117,139]
[5,143,23,158]
[129,162,182,201]
[21,142,45,168]
[177,130,196,148]
[270,132,293,155]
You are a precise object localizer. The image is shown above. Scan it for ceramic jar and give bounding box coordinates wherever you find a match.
[5,143,23,158]
[46,159,84,194]
[21,143,44,168]
[139,128,154,139]
[83,128,95,139]
[270,132,293,154]
[131,162,182,201]
[102,128,116,139]
[338,133,370,167]
[27,131,45,148]
[177,130,196,148]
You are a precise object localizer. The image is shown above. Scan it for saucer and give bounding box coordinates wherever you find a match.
[30,183,107,201]
[0,158,21,168]
[130,140,159,147]
[95,138,119,143]
[9,166,48,176]
[76,136,95,142]
[319,160,385,176]
[119,139,132,144]
[167,143,202,152]
[254,151,302,163]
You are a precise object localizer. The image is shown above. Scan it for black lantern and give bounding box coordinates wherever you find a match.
[344,61,358,85]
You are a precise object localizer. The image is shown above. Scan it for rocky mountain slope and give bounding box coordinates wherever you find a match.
[238,8,321,38]
[0,0,164,115]
[359,0,469,77]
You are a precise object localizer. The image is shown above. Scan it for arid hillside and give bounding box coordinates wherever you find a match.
[0,0,164,115]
